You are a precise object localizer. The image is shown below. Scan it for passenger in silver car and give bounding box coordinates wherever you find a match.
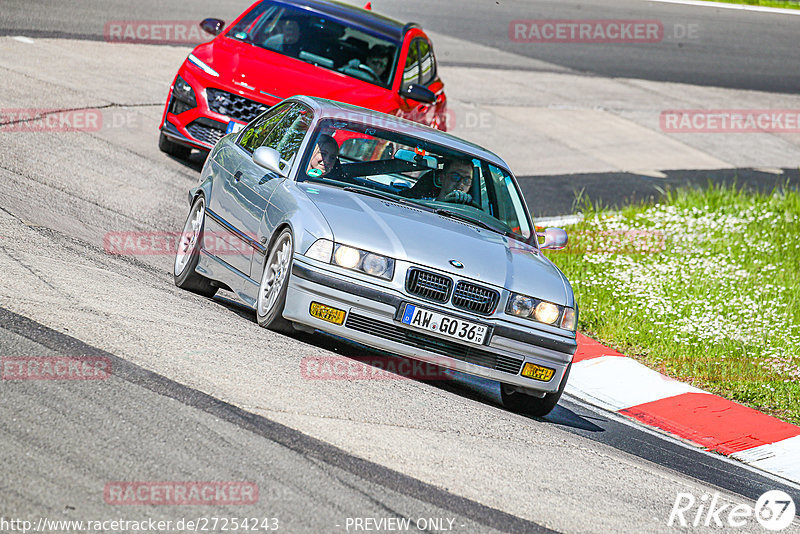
[307,134,344,179]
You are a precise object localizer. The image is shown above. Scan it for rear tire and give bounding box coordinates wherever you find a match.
[159,132,191,160]
[501,363,571,417]
[256,228,294,334]
[174,195,217,297]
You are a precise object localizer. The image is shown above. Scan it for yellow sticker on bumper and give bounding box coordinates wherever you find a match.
[521,362,555,382]
[309,302,346,325]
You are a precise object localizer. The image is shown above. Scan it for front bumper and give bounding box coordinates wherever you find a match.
[161,119,223,151]
[283,257,576,394]
[160,64,276,152]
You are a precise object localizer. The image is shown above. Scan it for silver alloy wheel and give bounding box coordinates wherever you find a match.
[174,197,205,276]
[258,232,292,318]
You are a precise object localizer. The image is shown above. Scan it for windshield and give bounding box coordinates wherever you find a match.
[299,119,533,242]
[226,1,399,88]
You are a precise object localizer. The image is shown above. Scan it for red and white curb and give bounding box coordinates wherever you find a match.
[565,333,800,485]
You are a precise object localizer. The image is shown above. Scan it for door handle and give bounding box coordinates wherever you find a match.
[233,170,243,182]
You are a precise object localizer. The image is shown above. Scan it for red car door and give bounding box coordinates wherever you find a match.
[394,32,447,130]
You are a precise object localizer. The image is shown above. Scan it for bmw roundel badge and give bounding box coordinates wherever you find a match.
[449,260,464,268]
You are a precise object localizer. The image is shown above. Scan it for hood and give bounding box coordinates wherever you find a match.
[301,184,572,306]
[192,39,392,109]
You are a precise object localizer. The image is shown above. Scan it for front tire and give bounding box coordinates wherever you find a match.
[256,228,294,333]
[501,363,571,417]
[174,195,217,297]
[159,132,191,160]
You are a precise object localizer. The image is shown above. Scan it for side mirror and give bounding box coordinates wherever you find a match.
[401,83,436,104]
[253,147,285,177]
[200,18,225,36]
[538,227,568,250]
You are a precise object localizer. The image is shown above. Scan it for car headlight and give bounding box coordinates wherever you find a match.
[187,53,220,77]
[333,244,394,280]
[534,301,560,325]
[361,253,389,276]
[507,292,576,330]
[334,245,361,269]
[507,294,534,317]
[303,240,394,280]
[172,75,197,107]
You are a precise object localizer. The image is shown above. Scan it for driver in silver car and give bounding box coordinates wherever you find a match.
[400,158,474,205]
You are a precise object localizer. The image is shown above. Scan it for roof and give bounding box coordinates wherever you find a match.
[293,95,511,170]
[270,0,418,41]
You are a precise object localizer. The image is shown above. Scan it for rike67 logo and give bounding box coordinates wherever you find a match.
[668,490,796,531]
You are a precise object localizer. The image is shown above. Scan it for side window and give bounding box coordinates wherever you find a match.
[401,40,420,89]
[260,104,313,164]
[418,39,436,86]
[486,165,531,239]
[238,103,292,153]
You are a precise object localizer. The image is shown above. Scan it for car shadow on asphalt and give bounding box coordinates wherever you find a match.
[546,403,605,432]
[211,291,605,433]
[163,150,206,173]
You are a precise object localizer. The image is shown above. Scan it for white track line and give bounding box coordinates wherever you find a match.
[648,0,800,16]
[12,36,35,44]
[731,435,800,484]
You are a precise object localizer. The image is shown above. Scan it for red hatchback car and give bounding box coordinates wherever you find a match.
[159,0,447,159]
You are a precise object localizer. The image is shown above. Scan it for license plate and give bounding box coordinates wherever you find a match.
[309,302,346,325]
[400,304,487,346]
[226,121,245,134]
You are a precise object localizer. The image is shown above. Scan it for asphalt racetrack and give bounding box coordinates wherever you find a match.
[1,1,800,533]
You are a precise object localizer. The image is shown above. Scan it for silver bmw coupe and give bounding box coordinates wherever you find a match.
[175,96,577,416]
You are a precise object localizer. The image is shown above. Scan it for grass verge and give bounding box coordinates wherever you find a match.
[546,183,800,424]
[706,0,800,9]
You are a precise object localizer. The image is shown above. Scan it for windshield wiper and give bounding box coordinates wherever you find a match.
[434,208,509,235]
[342,186,425,209]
